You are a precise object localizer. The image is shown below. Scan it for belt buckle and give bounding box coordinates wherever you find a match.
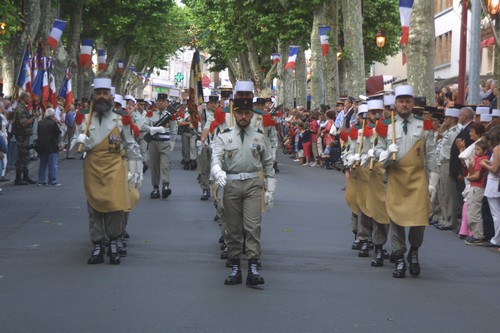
[239,173,248,180]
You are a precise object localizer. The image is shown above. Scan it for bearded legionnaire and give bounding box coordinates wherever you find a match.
[211,81,276,286]
[142,93,177,199]
[12,92,39,185]
[72,78,142,265]
[199,95,219,200]
[374,85,437,278]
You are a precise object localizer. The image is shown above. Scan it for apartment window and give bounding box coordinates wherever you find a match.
[434,31,452,67]
[434,0,453,14]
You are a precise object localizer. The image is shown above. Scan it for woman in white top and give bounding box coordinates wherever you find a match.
[480,125,500,246]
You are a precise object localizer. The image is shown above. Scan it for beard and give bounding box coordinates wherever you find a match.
[93,97,112,114]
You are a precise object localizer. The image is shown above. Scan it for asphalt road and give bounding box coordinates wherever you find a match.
[0,143,499,333]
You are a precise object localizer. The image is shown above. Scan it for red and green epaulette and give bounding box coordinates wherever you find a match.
[112,108,128,116]
[131,123,139,139]
[348,126,359,140]
[121,114,133,126]
[423,118,433,131]
[146,110,154,118]
[363,123,376,137]
[375,119,390,137]
[75,111,86,125]
[262,113,274,127]
[339,128,349,142]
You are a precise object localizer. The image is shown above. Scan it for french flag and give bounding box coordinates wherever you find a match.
[46,19,67,50]
[117,60,124,74]
[15,45,32,93]
[399,0,413,46]
[79,39,93,68]
[48,59,57,108]
[42,59,50,108]
[59,66,73,111]
[284,46,299,70]
[97,49,107,70]
[319,26,330,56]
[271,53,280,64]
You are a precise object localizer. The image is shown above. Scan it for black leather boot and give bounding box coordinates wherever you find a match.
[161,183,172,199]
[14,170,29,185]
[23,167,36,184]
[273,161,280,173]
[87,242,104,264]
[107,239,121,265]
[150,186,160,199]
[224,259,242,285]
[190,160,197,170]
[371,247,384,267]
[117,238,127,256]
[246,259,265,286]
[220,244,228,259]
[351,232,361,250]
[393,257,406,278]
[358,240,369,257]
[200,189,210,201]
[407,248,420,277]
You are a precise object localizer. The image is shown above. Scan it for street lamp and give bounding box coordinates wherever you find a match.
[0,19,7,35]
[488,0,500,16]
[336,48,342,61]
[375,30,386,48]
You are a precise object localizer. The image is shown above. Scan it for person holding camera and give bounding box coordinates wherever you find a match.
[12,92,38,185]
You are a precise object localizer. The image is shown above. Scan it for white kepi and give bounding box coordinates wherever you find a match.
[394,85,414,98]
[94,78,112,90]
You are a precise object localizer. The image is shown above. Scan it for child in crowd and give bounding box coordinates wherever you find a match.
[464,140,490,245]
[301,121,312,166]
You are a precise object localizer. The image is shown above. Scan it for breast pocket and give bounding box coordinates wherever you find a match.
[224,143,240,161]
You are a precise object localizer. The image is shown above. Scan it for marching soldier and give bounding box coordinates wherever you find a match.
[374,85,438,278]
[72,78,142,265]
[211,81,276,286]
[199,95,219,200]
[131,98,149,173]
[142,93,176,199]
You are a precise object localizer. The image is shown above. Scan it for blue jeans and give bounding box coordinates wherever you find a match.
[7,136,18,169]
[37,152,58,184]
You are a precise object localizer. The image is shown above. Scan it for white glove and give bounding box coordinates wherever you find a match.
[265,191,274,212]
[211,164,227,187]
[428,172,439,188]
[360,154,368,166]
[346,155,355,166]
[353,153,361,162]
[149,126,165,135]
[77,134,88,144]
[367,148,375,158]
[388,143,399,153]
[379,150,389,162]
[128,159,143,189]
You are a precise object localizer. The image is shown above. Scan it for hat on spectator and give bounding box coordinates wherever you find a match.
[367,99,384,111]
[94,78,112,90]
[481,113,493,123]
[445,108,460,118]
[475,106,490,115]
[395,85,413,98]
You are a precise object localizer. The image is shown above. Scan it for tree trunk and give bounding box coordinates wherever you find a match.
[2,0,43,97]
[310,6,325,110]
[295,48,307,108]
[280,42,295,109]
[237,52,253,81]
[406,0,435,103]
[323,0,340,108]
[342,0,365,97]
[244,36,264,92]
[65,1,83,99]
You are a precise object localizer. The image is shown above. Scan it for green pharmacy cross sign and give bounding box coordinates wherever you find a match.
[175,72,184,82]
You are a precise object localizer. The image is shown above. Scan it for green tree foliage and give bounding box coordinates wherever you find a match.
[0,1,25,49]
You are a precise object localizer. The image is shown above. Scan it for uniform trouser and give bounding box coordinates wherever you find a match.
[123,211,129,230]
[181,131,197,161]
[430,165,443,221]
[372,221,389,246]
[351,212,358,234]
[148,140,171,187]
[215,185,226,237]
[87,202,124,242]
[14,135,30,171]
[438,161,459,228]
[139,136,148,165]
[199,147,211,190]
[466,186,485,239]
[224,178,262,260]
[357,211,373,241]
[390,222,425,257]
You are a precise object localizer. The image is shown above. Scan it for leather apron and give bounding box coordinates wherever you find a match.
[84,127,139,212]
[366,162,390,224]
[345,167,359,215]
[385,139,430,226]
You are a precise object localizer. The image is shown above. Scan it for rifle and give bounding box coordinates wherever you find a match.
[143,101,182,143]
